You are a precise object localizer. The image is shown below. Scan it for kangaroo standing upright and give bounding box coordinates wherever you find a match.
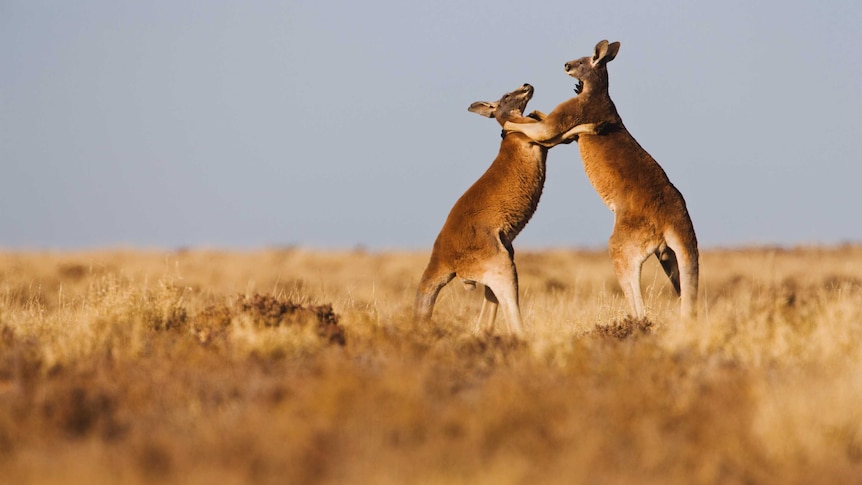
[414,84,601,334]
[503,41,699,320]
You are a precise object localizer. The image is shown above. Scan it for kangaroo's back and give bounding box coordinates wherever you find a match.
[432,132,546,265]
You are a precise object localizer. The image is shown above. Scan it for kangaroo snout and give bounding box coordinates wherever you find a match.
[563,61,582,77]
[516,83,534,97]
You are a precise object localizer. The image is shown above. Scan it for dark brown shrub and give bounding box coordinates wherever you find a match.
[194,294,346,346]
[593,316,653,340]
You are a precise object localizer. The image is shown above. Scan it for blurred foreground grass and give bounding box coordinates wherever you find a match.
[0,246,860,484]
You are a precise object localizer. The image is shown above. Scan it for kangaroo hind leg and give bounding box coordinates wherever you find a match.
[480,257,523,335]
[609,230,650,319]
[414,263,455,321]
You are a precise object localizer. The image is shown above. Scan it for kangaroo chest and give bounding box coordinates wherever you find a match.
[578,135,628,209]
[491,143,547,238]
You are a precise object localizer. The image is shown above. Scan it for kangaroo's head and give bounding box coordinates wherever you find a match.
[467,83,534,126]
[564,40,620,94]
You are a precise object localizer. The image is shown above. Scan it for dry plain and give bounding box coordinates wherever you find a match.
[1,245,861,484]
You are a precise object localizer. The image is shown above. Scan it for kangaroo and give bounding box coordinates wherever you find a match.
[502,41,699,320]
[414,83,602,334]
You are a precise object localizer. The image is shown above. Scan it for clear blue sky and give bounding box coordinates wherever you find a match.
[2,1,860,250]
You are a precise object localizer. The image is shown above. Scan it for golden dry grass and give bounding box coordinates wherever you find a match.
[1,245,861,484]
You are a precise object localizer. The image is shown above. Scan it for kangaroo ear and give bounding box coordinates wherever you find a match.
[605,41,620,62]
[591,40,620,67]
[468,101,497,118]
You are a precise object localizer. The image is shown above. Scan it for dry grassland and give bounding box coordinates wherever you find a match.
[1,245,861,484]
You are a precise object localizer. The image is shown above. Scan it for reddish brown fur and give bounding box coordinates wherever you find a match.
[503,41,699,319]
[415,84,600,333]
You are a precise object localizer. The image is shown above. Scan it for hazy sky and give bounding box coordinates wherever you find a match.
[2,1,861,250]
